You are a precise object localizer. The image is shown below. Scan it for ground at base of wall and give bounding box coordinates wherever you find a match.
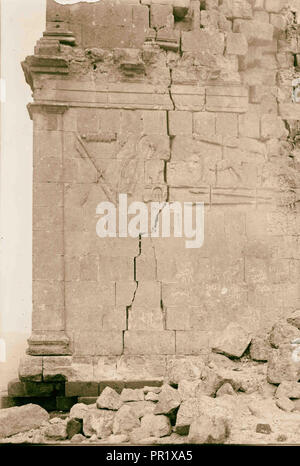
[1,356,300,445]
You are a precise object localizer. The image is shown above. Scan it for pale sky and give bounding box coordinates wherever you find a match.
[0,0,46,336]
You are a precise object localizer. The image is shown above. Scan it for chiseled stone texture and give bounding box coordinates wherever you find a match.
[19,0,300,382]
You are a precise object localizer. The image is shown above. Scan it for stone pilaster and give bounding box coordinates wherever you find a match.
[28,103,71,356]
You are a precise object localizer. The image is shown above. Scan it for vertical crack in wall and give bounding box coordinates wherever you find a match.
[123,234,142,352]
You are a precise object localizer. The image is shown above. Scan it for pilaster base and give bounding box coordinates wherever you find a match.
[27,331,71,356]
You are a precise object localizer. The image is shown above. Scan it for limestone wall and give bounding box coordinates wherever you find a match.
[19,0,300,381]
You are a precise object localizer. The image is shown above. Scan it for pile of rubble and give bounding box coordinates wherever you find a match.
[1,313,300,444]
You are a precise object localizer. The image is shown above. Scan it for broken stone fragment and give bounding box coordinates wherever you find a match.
[140,413,172,438]
[145,392,160,402]
[66,418,82,439]
[96,386,123,410]
[188,414,230,444]
[129,426,154,444]
[45,421,68,441]
[124,401,156,419]
[154,384,181,415]
[120,388,144,402]
[267,345,300,384]
[256,423,272,434]
[287,310,300,330]
[250,337,272,362]
[69,403,89,421]
[175,396,231,436]
[70,433,86,443]
[212,323,251,358]
[269,321,300,348]
[275,381,300,399]
[0,404,49,438]
[276,397,295,412]
[234,19,274,45]
[216,383,236,397]
[166,356,205,385]
[143,386,161,394]
[200,366,226,396]
[177,379,203,401]
[83,409,115,439]
[112,405,140,435]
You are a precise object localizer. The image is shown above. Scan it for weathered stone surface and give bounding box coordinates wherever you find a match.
[112,405,140,435]
[267,345,300,384]
[287,311,300,330]
[125,401,156,419]
[250,337,272,361]
[0,404,49,438]
[18,356,43,382]
[140,414,172,437]
[200,367,226,396]
[216,383,236,397]
[145,392,160,402]
[235,20,274,45]
[143,386,161,394]
[154,384,181,415]
[17,0,300,424]
[83,409,115,438]
[45,421,68,441]
[269,321,300,348]
[69,403,90,421]
[188,414,230,444]
[226,32,248,55]
[175,396,232,435]
[96,387,123,410]
[256,423,272,434]
[177,379,203,401]
[276,397,295,412]
[275,381,300,399]
[71,433,86,443]
[182,30,225,54]
[120,388,144,402]
[166,357,205,385]
[212,323,251,358]
[66,418,82,439]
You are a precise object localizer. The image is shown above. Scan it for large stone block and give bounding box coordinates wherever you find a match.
[18,356,43,382]
[220,0,253,19]
[124,331,175,355]
[226,32,248,55]
[234,20,274,45]
[267,345,300,384]
[176,331,210,355]
[206,86,248,113]
[0,404,49,439]
[182,30,225,54]
[168,111,193,135]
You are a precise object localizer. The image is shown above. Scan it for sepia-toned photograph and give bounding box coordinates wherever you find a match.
[0,0,300,451]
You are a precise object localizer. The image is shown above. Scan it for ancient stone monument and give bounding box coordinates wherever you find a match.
[4,0,300,415]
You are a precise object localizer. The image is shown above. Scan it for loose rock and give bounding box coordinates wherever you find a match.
[45,422,68,441]
[269,321,300,348]
[154,384,181,415]
[256,423,272,434]
[113,405,140,435]
[69,403,89,421]
[66,418,82,439]
[276,397,294,412]
[188,414,230,444]
[120,388,144,402]
[140,414,172,438]
[96,387,123,410]
[83,409,115,438]
[212,323,251,358]
[0,404,49,438]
